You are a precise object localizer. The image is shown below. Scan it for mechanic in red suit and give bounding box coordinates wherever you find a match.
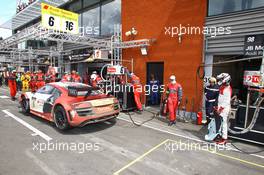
[90,71,102,87]
[129,72,143,112]
[46,66,56,83]
[61,72,71,82]
[70,70,82,83]
[30,71,37,92]
[8,70,17,101]
[166,75,183,126]
[36,70,45,89]
[82,72,89,85]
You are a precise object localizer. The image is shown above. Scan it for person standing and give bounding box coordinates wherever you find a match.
[90,71,102,87]
[8,70,17,101]
[36,70,45,89]
[16,72,22,91]
[203,77,219,124]
[21,71,31,91]
[70,70,82,83]
[214,73,232,144]
[61,72,71,82]
[129,72,143,112]
[0,72,3,87]
[166,75,182,126]
[30,71,37,92]
[148,74,160,105]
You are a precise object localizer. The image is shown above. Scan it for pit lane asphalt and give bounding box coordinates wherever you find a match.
[0,87,263,175]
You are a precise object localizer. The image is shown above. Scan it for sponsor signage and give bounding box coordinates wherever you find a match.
[243,71,264,87]
[41,3,79,34]
[244,35,264,56]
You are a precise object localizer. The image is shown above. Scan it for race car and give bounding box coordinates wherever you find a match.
[19,82,120,130]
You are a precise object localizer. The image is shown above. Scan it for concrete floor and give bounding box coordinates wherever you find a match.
[0,86,263,175]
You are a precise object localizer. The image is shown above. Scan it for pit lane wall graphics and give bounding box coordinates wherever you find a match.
[41,3,79,34]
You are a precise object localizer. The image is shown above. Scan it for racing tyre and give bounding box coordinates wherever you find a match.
[21,97,30,114]
[54,106,70,130]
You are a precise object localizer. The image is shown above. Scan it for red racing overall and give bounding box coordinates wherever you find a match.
[36,72,45,89]
[166,83,182,122]
[8,73,17,99]
[131,74,142,111]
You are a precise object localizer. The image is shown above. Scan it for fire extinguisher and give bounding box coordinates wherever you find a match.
[197,111,203,125]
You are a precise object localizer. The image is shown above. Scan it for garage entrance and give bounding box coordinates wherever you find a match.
[146,62,164,106]
[212,55,262,103]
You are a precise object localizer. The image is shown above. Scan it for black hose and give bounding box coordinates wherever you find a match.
[230,142,264,154]
[125,109,159,127]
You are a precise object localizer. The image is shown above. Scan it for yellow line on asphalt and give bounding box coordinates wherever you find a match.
[168,139,264,169]
[113,139,170,175]
[212,151,264,168]
[114,138,264,175]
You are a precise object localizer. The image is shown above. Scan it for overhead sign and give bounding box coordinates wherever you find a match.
[243,71,264,87]
[41,3,79,34]
[244,35,264,56]
[93,50,109,59]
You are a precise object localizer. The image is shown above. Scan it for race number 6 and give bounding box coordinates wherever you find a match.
[49,16,55,26]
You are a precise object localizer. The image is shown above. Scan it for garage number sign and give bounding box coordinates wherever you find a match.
[244,35,264,56]
[41,3,79,34]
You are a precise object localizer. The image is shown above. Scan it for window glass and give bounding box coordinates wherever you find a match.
[82,6,100,36]
[101,0,121,36]
[37,85,55,94]
[68,0,82,12]
[208,0,264,16]
[50,88,61,103]
[83,0,100,8]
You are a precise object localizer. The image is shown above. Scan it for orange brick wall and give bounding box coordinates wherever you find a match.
[122,0,207,112]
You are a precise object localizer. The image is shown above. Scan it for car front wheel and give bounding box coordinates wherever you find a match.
[21,97,30,114]
[53,105,70,130]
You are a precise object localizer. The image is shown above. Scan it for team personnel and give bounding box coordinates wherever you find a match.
[30,71,37,92]
[148,74,160,105]
[82,72,89,85]
[36,70,45,89]
[61,72,71,82]
[46,66,56,83]
[70,70,82,83]
[214,73,232,144]
[0,72,3,87]
[16,72,22,91]
[129,72,143,112]
[21,71,31,91]
[203,77,219,124]
[166,75,182,126]
[90,71,102,87]
[8,70,17,101]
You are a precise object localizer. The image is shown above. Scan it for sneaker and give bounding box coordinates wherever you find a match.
[201,119,207,124]
[216,138,227,145]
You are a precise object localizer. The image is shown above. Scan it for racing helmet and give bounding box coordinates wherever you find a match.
[92,71,97,74]
[170,75,176,84]
[91,74,97,80]
[128,72,134,78]
[216,73,231,86]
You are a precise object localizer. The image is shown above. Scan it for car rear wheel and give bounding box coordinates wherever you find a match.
[54,106,70,130]
[21,97,30,114]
